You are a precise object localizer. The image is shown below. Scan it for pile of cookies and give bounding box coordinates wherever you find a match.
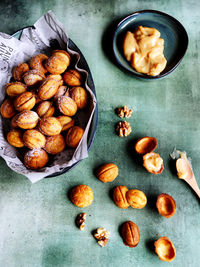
[0,50,88,170]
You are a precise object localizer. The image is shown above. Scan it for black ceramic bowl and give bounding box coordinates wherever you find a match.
[113,10,189,80]
[13,28,98,178]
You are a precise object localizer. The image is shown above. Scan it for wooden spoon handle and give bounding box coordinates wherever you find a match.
[185,175,200,198]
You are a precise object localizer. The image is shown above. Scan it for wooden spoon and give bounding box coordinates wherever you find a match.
[176,158,200,198]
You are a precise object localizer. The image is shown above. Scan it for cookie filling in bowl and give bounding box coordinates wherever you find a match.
[123,26,167,76]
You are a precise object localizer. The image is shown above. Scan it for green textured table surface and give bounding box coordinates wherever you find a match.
[0,1,200,267]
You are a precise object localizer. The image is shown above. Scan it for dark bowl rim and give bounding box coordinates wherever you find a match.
[112,9,189,80]
[12,27,98,178]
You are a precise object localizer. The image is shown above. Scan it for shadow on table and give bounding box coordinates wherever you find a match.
[102,17,125,66]
[145,238,156,254]
[0,158,24,184]
[42,245,71,267]
[125,137,144,170]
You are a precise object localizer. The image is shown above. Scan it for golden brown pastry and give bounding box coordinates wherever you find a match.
[23,69,45,86]
[53,85,68,101]
[13,62,29,82]
[44,134,65,154]
[5,82,27,97]
[156,193,176,218]
[14,91,36,111]
[29,54,48,74]
[121,221,140,247]
[57,96,77,116]
[38,78,60,100]
[29,89,42,105]
[16,110,39,129]
[0,49,90,171]
[39,117,62,136]
[0,98,15,118]
[44,51,70,74]
[36,101,55,118]
[63,69,82,86]
[7,129,24,148]
[52,50,71,66]
[70,184,93,207]
[46,74,64,86]
[23,129,46,149]
[126,189,147,209]
[113,185,129,209]
[96,163,119,183]
[24,148,49,170]
[57,115,75,132]
[66,126,84,148]
[11,114,20,128]
[135,136,157,154]
[154,237,176,262]
[70,86,88,109]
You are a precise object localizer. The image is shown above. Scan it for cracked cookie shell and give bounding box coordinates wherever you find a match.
[135,136,157,154]
[154,237,176,262]
[156,193,176,218]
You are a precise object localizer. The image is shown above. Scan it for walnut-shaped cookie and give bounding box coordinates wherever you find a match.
[29,54,48,74]
[39,117,62,136]
[44,134,66,154]
[36,101,55,118]
[38,78,60,100]
[70,86,88,109]
[66,126,84,148]
[7,129,24,148]
[5,82,27,98]
[53,85,69,101]
[0,98,15,118]
[13,62,29,82]
[23,69,45,86]
[24,149,49,170]
[16,110,39,129]
[23,129,46,149]
[45,50,70,74]
[113,185,129,209]
[64,69,82,86]
[70,184,93,207]
[14,91,36,112]
[57,96,77,116]
[57,116,75,132]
